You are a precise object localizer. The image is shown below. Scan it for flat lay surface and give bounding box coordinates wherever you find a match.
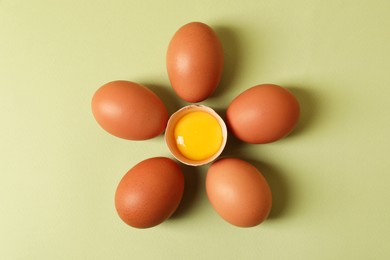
[1,0,390,259]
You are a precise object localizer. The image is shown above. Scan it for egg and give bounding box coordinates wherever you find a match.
[165,105,227,166]
[91,80,169,140]
[115,157,185,228]
[226,84,300,144]
[206,158,272,227]
[166,22,224,103]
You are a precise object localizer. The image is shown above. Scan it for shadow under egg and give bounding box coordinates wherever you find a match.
[243,157,291,220]
[286,86,321,139]
[169,164,204,219]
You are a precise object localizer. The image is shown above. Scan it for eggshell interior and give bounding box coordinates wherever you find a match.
[165,105,227,166]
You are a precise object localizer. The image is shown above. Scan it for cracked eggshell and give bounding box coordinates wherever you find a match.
[165,105,227,166]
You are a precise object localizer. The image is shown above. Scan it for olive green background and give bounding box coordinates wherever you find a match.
[1,0,390,259]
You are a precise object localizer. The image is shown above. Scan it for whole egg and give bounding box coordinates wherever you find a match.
[226,84,300,144]
[91,80,169,140]
[206,158,272,227]
[166,22,224,102]
[115,157,185,228]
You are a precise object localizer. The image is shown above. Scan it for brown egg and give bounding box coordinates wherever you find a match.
[206,158,272,227]
[226,84,300,144]
[115,157,185,229]
[166,22,224,102]
[91,80,169,140]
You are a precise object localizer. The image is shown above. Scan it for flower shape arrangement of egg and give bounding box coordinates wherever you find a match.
[91,22,300,229]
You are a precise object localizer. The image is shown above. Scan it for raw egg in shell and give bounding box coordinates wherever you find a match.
[206,158,272,227]
[91,80,169,140]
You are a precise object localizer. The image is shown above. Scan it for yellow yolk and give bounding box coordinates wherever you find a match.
[174,111,223,161]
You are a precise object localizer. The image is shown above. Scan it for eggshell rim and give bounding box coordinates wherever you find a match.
[165,105,228,166]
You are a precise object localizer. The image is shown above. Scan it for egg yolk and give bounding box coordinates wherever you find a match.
[174,111,223,161]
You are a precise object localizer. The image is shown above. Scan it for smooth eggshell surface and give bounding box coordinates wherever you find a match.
[91,80,169,140]
[166,22,224,103]
[115,157,184,228]
[226,84,300,144]
[206,158,272,227]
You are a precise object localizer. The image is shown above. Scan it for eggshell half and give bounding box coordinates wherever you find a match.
[165,105,227,166]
